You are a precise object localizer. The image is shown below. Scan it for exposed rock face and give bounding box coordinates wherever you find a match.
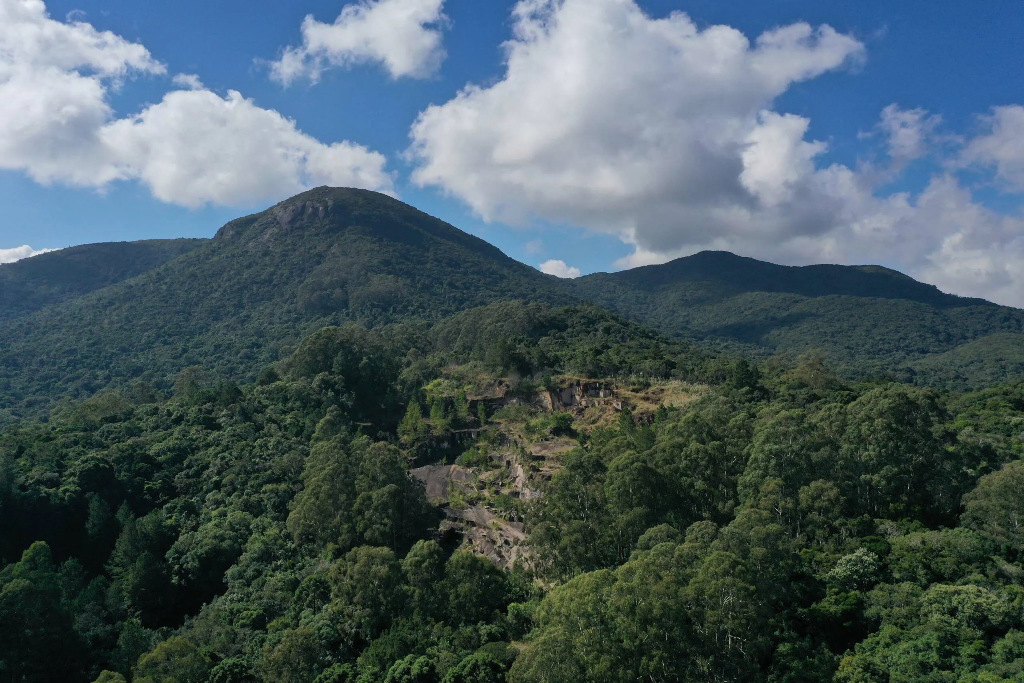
[409,434,577,568]
[444,506,528,568]
[411,462,528,568]
[410,464,476,503]
[477,379,619,414]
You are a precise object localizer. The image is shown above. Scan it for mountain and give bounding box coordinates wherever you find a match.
[4,189,1024,424]
[7,197,1024,683]
[571,250,1024,385]
[0,187,570,423]
[0,239,203,319]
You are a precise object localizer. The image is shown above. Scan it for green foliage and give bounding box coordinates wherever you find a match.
[283,324,403,424]
[0,188,571,423]
[207,658,258,683]
[455,448,490,469]
[287,436,432,553]
[402,540,446,620]
[517,360,1024,682]
[313,663,357,683]
[444,646,513,683]
[331,546,405,639]
[963,460,1024,553]
[549,412,574,436]
[400,401,430,448]
[431,301,715,383]
[261,626,331,683]
[384,654,436,682]
[443,552,510,626]
[570,250,1024,389]
[5,239,1024,683]
[92,672,128,683]
[0,239,202,320]
[0,542,87,682]
[134,636,211,683]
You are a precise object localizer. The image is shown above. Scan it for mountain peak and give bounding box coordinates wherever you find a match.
[214,187,398,241]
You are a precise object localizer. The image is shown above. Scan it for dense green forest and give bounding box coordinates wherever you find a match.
[571,251,1024,388]
[6,188,1024,682]
[0,239,203,320]
[4,188,1024,426]
[4,301,1024,682]
[0,189,568,424]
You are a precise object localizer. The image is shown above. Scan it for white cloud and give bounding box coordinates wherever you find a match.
[538,259,580,278]
[0,245,56,263]
[525,239,543,255]
[739,111,827,208]
[876,104,941,165]
[0,0,392,206]
[863,176,1024,307]
[171,72,203,89]
[270,0,447,84]
[102,89,391,207]
[409,0,1024,307]
[410,0,863,251]
[961,105,1024,192]
[0,0,164,187]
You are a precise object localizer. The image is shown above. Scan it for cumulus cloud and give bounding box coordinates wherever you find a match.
[409,0,1024,307]
[0,0,392,206]
[102,89,391,207]
[876,104,942,165]
[538,259,580,278]
[0,0,164,187]
[171,72,203,89]
[0,245,56,263]
[907,183,1024,306]
[410,0,863,251]
[961,105,1024,192]
[270,0,447,84]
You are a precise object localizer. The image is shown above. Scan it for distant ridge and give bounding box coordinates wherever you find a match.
[594,250,991,307]
[0,239,204,319]
[572,251,1024,384]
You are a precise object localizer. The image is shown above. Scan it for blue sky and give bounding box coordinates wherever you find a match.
[2,0,1024,304]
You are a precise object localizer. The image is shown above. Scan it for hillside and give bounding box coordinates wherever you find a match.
[0,188,571,423]
[5,191,1024,424]
[909,333,1024,388]
[0,239,204,319]
[5,201,1024,682]
[572,250,1024,384]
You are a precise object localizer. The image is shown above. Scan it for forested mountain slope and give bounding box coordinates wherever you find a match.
[6,192,1024,682]
[5,188,1024,424]
[572,250,1024,386]
[0,188,570,423]
[0,239,203,319]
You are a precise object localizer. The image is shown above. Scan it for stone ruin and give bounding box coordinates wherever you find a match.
[539,380,617,411]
